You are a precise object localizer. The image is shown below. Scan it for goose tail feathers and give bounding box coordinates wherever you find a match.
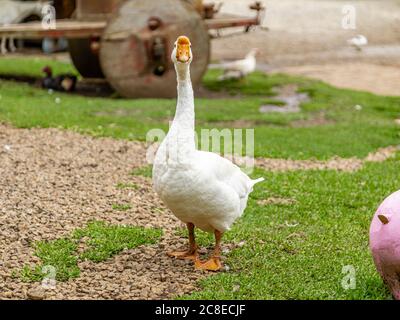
[250,177,265,187]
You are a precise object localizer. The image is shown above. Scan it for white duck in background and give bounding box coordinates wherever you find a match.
[218,48,260,81]
[347,34,368,51]
[0,0,48,54]
[153,36,264,271]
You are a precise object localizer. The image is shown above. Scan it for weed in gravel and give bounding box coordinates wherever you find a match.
[21,238,80,282]
[116,182,139,190]
[19,221,162,282]
[73,221,162,262]
[112,203,132,211]
[130,165,153,178]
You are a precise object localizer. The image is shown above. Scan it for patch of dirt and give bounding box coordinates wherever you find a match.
[365,146,399,162]
[257,197,297,206]
[290,112,335,128]
[274,63,400,97]
[0,124,208,300]
[254,146,399,172]
[212,0,400,66]
[259,85,310,113]
[254,156,363,172]
[198,119,274,128]
[212,1,400,97]
[94,108,144,118]
[195,85,243,99]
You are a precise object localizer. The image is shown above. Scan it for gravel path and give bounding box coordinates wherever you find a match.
[0,124,204,300]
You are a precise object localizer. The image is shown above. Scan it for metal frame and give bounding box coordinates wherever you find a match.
[0,20,105,39]
[0,16,261,39]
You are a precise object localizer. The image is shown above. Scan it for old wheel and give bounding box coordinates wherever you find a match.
[99,0,210,98]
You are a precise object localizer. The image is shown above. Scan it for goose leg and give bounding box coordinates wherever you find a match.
[9,37,16,53]
[168,222,198,260]
[195,229,223,271]
[1,36,7,55]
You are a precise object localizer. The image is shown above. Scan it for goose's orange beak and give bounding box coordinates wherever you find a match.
[176,36,191,63]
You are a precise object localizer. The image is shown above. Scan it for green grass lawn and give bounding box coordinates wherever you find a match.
[0,58,398,160]
[0,56,78,78]
[1,56,399,299]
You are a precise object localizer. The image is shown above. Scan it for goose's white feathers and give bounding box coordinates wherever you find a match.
[153,148,263,232]
[0,0,46,24]
[0,1,49,55]
[347,35,368,50]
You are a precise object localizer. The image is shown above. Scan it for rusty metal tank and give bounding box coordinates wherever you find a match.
[99,0,210,98]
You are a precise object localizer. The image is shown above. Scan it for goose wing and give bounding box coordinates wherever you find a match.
[196,151,264,214]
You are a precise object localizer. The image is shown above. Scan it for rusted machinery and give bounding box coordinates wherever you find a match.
[0,0,265,98]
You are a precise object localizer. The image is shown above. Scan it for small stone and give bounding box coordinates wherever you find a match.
[117,145,128,154]
[27,287,46,300]
[141,288,150,296]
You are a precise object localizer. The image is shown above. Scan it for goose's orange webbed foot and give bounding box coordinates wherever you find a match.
[194,229,224,271]
[167,248,198,261]
[194,256,222,272]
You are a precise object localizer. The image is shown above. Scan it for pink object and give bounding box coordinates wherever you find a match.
[370,190,400,299]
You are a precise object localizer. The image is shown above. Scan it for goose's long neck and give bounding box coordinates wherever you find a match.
[167,63,195,156]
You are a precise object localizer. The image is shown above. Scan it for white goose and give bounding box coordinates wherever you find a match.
[218,48,260,80]
[0,0,48,55]
[347,34,368,51]
[153,36,264,271]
